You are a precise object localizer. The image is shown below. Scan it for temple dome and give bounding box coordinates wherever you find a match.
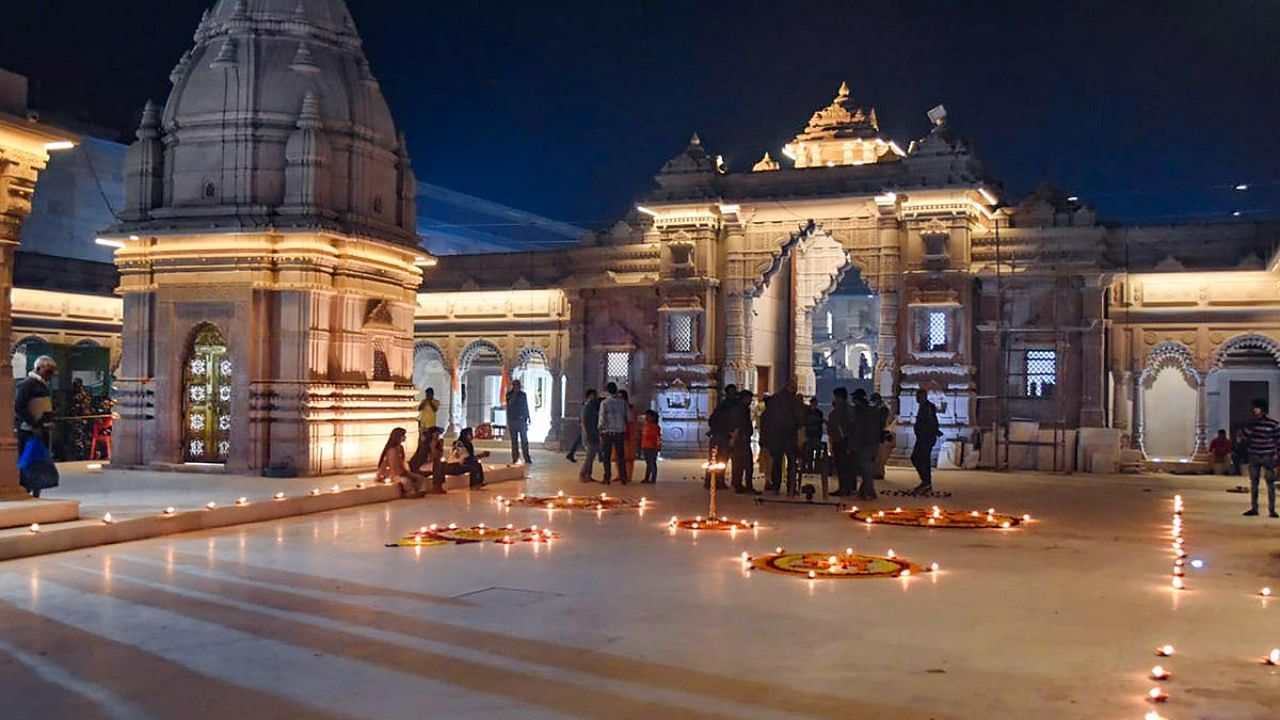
[113,0,418,247]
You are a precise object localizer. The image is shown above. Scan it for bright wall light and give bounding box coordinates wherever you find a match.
[978,187,999,205]
[413,256,437,267]
[635,206,660,218]
[44,141,75,151]
[95,237,125,249]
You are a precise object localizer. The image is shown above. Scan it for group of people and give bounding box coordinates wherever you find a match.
[377,386,499,495]
[1209,399,1280,518]
[698,381,942,499]
[570,382,662,485]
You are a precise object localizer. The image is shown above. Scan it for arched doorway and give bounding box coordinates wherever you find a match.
[513,346,554,443]
[183,323,232,464]
[456,340,504,430]
[1205,334,1280,444]
[1139,343,1199,461]
[412,341,452,430]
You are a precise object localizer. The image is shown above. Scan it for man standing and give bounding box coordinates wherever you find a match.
[761,379,803,494]
[704,384,737,489]
[417,388,440,433]
[729,389,759,494]
[911,387,943,495]
[506,379,533,464]
[578,389,602,482]
[827,388,855,496]
[850,388,883,500]
[1242,399,1280,518]
[598,382,629,484]
[802,397,825,472]
[15,355,58,497]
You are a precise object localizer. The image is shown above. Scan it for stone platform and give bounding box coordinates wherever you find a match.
[0,497,80,529]
[0,460,527,562]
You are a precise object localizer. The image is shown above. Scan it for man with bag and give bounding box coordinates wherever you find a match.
[15,355,59,497]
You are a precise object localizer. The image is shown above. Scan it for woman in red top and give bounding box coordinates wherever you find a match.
[640,410,661,484]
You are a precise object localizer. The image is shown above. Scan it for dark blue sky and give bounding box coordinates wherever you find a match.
[5,1,1278,228]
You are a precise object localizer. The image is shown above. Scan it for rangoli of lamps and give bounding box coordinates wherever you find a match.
[498,490,647,513]
[668,449,759,532]
[743,546,936,580]
[386,522,557,548]
[850,505,1029,529]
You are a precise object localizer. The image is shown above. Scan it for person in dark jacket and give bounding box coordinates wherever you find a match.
[911,387,943,495]
[761,379,803,494]
[827,388,855,495]
[506,380,532,465]
[729,389,758,494]
[15,355,57,497]
[578,390,602,481]
[850,389,883,500]
[704,384,737,489]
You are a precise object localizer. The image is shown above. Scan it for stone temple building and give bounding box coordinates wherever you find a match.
[5,1,1280,477]
[96,0,425,475]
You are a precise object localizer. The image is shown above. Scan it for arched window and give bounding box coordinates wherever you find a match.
[183,324,231,463]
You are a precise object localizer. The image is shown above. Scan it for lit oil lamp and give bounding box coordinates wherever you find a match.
[1150,665,1170,680]
[102,512,114,524]
[274,492,285,500]
[28,523,39,533]
[1265,648,1280,665]
[1261,587,1272,597]
[1146,687,1168,703]
[1156,644,1175,657]
[163,507,176,516]
[235,497,248,506]
[1171,577,1185,590]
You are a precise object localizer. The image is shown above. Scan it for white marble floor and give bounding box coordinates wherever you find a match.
[1,451,1277,719]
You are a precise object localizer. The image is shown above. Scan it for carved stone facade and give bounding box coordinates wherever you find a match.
[418,85,1280,469]
[100,0,424,476]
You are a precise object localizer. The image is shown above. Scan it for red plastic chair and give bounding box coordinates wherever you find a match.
[90,416,113,460]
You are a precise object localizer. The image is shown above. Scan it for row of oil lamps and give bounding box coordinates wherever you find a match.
[1145,494,1277,716]
[27,477,395,533]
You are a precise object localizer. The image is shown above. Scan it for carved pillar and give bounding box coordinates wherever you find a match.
[0,139,57,498]
[561,294,588,449]
[721,281,753,389]
[1079,275,1108,427]
[1132,374,1145,453]
[1194,379,1208,457]
[1112,370,1133,446]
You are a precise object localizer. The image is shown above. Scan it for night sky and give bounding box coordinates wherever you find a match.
[4,0,1278,229]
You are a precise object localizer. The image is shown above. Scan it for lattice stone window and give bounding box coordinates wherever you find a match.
[668,314,696,354]
[604,351,632,386]
[927,311,947,350]
[1019,349,1058,398]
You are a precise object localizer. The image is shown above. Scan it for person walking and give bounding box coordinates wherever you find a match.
[506,379,533,465]
[578,389,602,481]
[850,389,883,500]
[1242,399,1280,518]
[598,382,629,485]
[729,389,759,494]
[417,388,440,433]
[640,410,662,484]
[911,387,943,495]
[15,355,58,497]
[1208,429,1233,476]
[827,388,855,496]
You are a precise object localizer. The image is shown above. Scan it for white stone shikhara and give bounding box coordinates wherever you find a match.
[103,0,427,476]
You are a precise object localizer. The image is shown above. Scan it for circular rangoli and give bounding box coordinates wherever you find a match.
[748,550,928,579]
[668,515,759,531]
[501,492,644,511]
[849,506,1027,529]
[386,523,557,548]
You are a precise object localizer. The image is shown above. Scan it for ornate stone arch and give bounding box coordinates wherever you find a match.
[457,339,504,374]
[1210,333,1280,370]
[514,344,550,370]
[1140,341,1200,389]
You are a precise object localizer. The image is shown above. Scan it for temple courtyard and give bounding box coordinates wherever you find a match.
[0,453,1276,719]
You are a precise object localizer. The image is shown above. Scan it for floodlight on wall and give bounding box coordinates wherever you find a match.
[43,141,75,151]
[1235,184,1249,191]
[978,187,999,206]
[95,237,125,249]
[636,206,660,218]
[413,256,437,267]
[1067,196,1079,202]
[717,203,740,215]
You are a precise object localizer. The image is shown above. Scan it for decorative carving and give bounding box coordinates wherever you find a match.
[1140,342,1199,389]
[1210,333,1280,370]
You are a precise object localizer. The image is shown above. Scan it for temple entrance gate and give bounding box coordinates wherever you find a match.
[182,323,232,464]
